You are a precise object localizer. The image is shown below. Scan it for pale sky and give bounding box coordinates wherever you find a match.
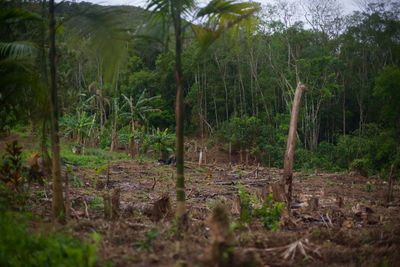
[84,0,361,14]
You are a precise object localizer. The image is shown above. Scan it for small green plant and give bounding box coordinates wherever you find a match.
[66,164,84,188]
[95,164,108,176]
[237,184,252,223]
[135,228,159,251]
[72,175,84,188]
[255,193,284,231]
[236,185,283,231]
[89,196,104,211]
[0,210,100,266]
[366,181,373,192]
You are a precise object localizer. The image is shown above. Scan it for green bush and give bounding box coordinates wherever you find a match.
[218,115,262,155]
[237,185,283,230]
[147,128,175,159]
[255,193,284,231]
[135,229,159,252]
[237,184,252,223]
[0,211,100,267]
[350,158,372,177]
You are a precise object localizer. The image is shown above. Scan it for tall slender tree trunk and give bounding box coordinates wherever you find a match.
[130,119,136,158]
[40,1,51,176]
[214,54,229,120]
[342,80,346,136]
[282,82,306,211]
[174,1,186,220]
[110,115,118,152]
[40,120,51,176]
[49,0,65,223]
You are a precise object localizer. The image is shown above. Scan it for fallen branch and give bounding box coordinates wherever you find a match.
[83,200,90,219]
[151,176,157,190]
[244,237,320,263]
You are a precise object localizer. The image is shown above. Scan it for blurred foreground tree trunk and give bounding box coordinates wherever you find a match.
[49,0,65,223]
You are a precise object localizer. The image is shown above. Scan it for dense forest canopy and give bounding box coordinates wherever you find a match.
[1,0,399,175]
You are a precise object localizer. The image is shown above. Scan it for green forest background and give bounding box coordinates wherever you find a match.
[1,0,400,177]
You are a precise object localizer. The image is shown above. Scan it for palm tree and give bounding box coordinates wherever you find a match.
[1,2,129,222]
[145,0,259,221]
[48,0,65,223]
[122,90,161,158]
[48,2,129,222]
[110,97,121,152]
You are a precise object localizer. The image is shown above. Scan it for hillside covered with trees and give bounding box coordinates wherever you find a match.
[0,0,399,266]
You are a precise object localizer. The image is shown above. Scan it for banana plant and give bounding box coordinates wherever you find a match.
[121,89,161,158]
[60,110,96,147]
[149,128,175,160]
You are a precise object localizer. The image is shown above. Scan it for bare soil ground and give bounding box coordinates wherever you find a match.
[26,159,400,267]
[2,134,399,266]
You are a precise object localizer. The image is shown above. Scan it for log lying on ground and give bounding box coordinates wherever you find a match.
[125,194,172,222]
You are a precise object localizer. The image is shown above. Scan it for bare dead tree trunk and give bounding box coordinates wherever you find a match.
[282,82,306,211]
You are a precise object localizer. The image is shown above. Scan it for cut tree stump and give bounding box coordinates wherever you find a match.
[308,197,319,211]
[150,194,171,222]
[103,192,112,220]
[336,195,343,209]
[269,183,286,203]
[103,188,120,220]
[112,188,120,219]
[207,203,235,267]
[386,164,395,204]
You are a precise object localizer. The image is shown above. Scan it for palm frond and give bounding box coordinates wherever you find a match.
[0,41,37,60]
[194,0,260,49]
[64,5,130,84]
[0,8,41,25]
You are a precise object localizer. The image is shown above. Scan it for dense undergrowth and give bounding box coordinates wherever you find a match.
[0,139,103,267]
[217,118,399,177]
[6,123,400,178]
[0,184,101,267]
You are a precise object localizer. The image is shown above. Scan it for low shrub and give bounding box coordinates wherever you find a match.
[0,210,100,267]
[237,184,283,231]
[255,193,284,231]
